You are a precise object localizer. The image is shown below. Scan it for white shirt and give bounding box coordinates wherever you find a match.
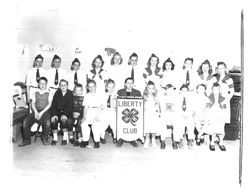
[160,70,178,89]
[177,69,199,91]
[106,64,127,91]
[83,92,104,108]
[67,70,87,94]
[26,67,48,87]
[87,69,108,94]
[47,67,67,89]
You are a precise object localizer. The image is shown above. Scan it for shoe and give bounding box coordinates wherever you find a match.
[209,144,215,151]
[196,139,201,146]
[61,140,67,146]
[113,138,117,144]
[172,141,178,150]
[137,138,144,144]
[73,141,81,147]
[178,139,184,149]
[69,138,76,144]
[160,141,166,150]
[18,141,31,147]
[94,142,100,148]
[188,139,194,149]
[144,139,150,149]
[80,141,89,148]
[100,138,106,144]
[219,144,226,151]
[116,139,123,148]
[42,137,50,146]
[130,141,138,148]
[51,140,57,146]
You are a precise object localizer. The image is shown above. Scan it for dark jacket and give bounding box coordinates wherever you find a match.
[51,89,73,117]
[117,88,142,97]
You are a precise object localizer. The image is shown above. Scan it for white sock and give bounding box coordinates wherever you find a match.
[53,133,58,141]
[63,132,68,141]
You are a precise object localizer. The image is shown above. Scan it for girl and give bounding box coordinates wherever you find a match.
[87,55,107,94]
[160,58,178,91]
[143,81,161,148]
[197,60,217,95]
[67,58,87,94]
[203,83,227,151]
[143,54,162,91]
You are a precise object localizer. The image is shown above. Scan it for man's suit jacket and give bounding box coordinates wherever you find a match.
[117,88,142,97]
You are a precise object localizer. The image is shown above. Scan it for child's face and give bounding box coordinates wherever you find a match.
[148,84,155,95]
[217,64,226,75]
[39,79,47,90]
[73,62,80,71]
[130,56,138,66]
[88,83,96,93]
[125,79,134,91]
[197,86,205,95]
[202,63,209,74]
[166,87,174,95]
[165,62,172,71]
[59,81,68,92]
[180,87,188,96]
[94,58,102,69]
[184,60,193,70]
[212,86,220,95]
[114,55,121,65]
[53,59,61,69]
[75,87,83,96]
[150,57,158,67]
[34,58,43,68]
[107,83,115,94]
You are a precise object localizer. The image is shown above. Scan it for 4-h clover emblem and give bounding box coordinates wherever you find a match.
[121,108,139,126]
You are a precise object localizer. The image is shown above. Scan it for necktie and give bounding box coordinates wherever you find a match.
[54,69,58,85]
[186,71,190,86]
[182,97,186,111]
[74,72,78,85]
[107,95,111,108]
[131,67,134,81]
[36,69,40,83]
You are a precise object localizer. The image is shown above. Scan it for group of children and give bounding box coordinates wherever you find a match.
[18,51,235,151]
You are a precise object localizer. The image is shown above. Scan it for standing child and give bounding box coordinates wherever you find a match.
[50,79,73,146]
[143,81,161,148]
[203,83,227,151]
[81,80,103,149]
[68,83,84,146]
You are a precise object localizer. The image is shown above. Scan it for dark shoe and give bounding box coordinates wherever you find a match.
[172,141,178,150]
[209,144,215,151]
[137,138,144,144]
[80,141,89,148]
[196,138,201,146]
[113,138,117,144]
[116,139,123,148]
[219,144,226,151]
[130,141,138,148]
[160,141,166,149]
[51,140,57,146]
[61,140,67,146]
[69,138,76,144]
[18,141,31,147]
[100,138,106,144]
[73,141,81,147]
[178,139,184,149]
[94,142,100,148]
[42,137,50,146]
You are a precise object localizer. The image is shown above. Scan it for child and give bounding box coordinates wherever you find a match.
[203,83,227,151]
[173,84,195,149]
[159,84,177,149]
[81,80,103,149]
[100,79,117,144]
[50,79,73,146]
[143,81,161,148]
[68,83,84,146]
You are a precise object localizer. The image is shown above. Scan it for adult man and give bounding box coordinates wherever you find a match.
[116,77,142,147]
[19,77,52,147]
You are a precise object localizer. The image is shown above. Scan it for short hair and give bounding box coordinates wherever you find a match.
[147,53,159,67]
[128,53,138,65]
[163,84,175,90]
[162,58,175,71]
[197,59,213,75]
[70,58,81,71]
[180,84,189,91]
[106,79,115,86]
[59,79,68,85]
[74,83,83,91]
[111,52,123,65]
[183,57,194,69]
[212,82,220,88]
[51,54,61,68]
[87,79,96,86]
[124,77,134,84]
[38,76,47,83]
[91,55,104,69]
[34,54,43,61]
[196,83,207,90]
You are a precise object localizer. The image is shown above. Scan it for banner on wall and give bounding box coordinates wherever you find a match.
[39,44,57,57]
[116,97,144,141]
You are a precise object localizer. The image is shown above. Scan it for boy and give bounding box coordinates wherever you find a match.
[50,79,73,145]
[81,80,103,148]
[19,77,52,147]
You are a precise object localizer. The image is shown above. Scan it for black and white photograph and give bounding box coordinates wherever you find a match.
[3,0,250,195]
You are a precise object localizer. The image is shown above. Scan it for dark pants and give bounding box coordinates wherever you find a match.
[22,110,51,142]
[68,117,83,139]
[51,115,69,133]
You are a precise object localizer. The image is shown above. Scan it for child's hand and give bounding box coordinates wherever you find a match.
[73,112,80,118]
[60,115,68,121]
[51,116,58,122]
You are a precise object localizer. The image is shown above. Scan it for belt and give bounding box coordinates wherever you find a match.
[87,106,98,109]
[29,85,38,88]
[50,87,58,90]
